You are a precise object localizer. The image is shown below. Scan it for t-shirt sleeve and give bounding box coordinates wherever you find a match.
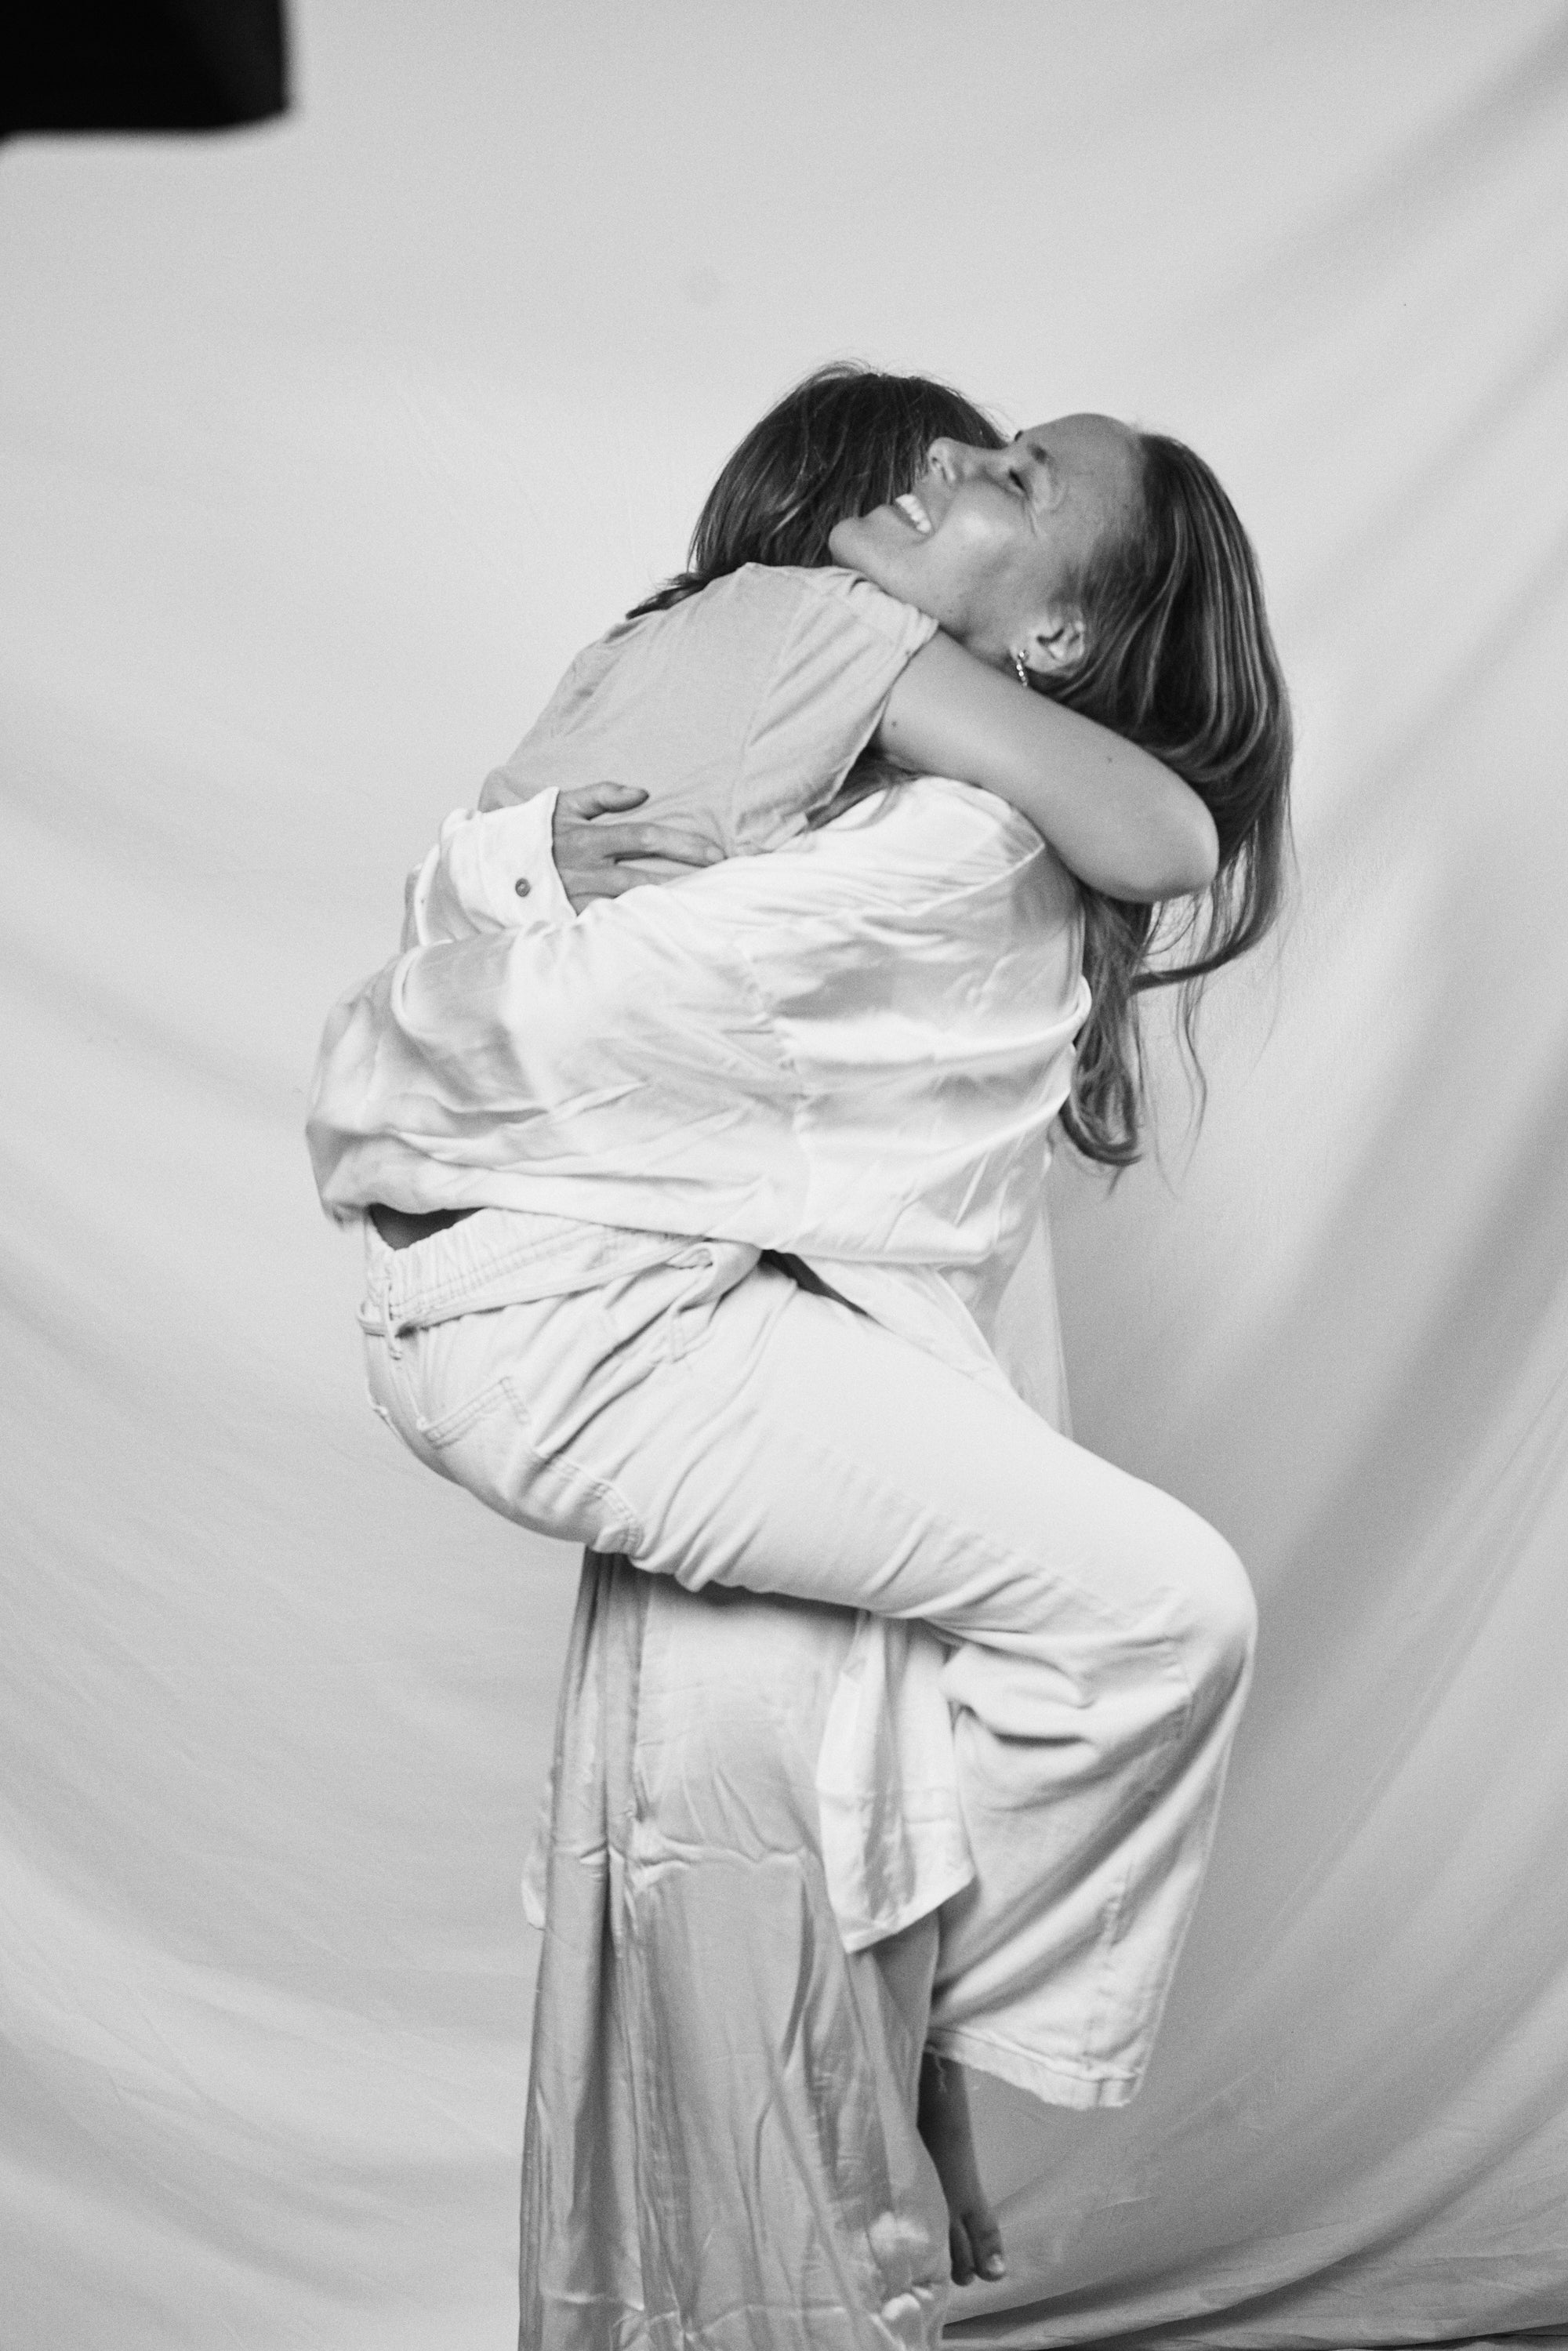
[729,567,938,852]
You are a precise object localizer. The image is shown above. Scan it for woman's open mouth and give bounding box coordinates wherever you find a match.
[894,492,934,536]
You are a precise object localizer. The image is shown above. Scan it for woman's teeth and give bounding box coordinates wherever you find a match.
[895,492,934,536]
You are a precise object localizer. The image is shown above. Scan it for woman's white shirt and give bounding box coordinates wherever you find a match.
[310,779,1087,1286]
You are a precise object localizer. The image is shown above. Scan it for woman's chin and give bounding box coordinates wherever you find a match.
[827,514,864,567]
[829,506,913,595]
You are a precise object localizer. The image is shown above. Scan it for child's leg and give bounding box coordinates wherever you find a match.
[371,1242,1254,2109]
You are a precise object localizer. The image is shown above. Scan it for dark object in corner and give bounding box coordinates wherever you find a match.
[4,0,289,136]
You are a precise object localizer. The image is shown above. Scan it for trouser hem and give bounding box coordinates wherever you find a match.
[924,2024,1141,2110]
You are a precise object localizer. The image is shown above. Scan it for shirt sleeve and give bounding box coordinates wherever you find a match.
[403,792,575,947]
[729,568,938,851]
[307,862,810,1228]
[305,782,1079,1254]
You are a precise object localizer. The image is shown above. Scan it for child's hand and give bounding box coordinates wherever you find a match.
[553,782,724,911]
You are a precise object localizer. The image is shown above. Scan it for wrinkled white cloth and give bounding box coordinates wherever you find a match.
[308,778,1089,1279]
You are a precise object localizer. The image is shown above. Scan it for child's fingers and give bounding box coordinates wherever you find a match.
[559,781,650,818]
[561,817,719,867]
[563,847,711,901]
[602,823,722,867]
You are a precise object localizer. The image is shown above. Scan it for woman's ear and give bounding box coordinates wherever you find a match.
[1022,606,1086,674]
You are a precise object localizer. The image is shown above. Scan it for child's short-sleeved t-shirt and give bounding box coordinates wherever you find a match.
[477,564,938,852]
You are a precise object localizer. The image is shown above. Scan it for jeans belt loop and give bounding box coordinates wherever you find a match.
[379,1271,405,1363]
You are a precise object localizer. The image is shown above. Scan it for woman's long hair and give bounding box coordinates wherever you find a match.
[1038,434,1293,1165]
[638,366,1290,1169]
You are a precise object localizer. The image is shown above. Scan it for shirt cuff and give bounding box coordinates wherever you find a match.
[412,790,577,941]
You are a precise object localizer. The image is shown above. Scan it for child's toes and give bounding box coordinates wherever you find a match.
[949,2214,977,2286]
[968,2206,1007,2282]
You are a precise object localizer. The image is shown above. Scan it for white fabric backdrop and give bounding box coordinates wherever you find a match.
[3,4,1566,2344]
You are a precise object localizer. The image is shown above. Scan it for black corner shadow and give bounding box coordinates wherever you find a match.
[4,0,289,138]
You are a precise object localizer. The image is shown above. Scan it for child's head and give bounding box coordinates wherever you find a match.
[632,363,1004,612]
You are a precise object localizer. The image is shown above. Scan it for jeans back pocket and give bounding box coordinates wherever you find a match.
[419,1374,644,1558]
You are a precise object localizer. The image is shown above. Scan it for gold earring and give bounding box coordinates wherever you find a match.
[1011,651,1031,688]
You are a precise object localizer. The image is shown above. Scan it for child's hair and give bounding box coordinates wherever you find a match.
[637,363,1291,1170]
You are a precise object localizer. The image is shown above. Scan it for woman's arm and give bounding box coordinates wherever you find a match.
[307,778,1083,1239]
[407,785,722,949]
[876,633,1218,902]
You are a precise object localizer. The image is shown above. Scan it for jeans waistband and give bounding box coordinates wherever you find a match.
[358,1206,692,1336]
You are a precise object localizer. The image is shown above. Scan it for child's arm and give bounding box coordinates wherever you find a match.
[875,632,1218,902]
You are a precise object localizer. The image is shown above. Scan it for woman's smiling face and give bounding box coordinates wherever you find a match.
[829,412,1142,673]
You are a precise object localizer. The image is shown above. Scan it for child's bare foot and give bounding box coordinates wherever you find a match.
[917,2050,1006,2287]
